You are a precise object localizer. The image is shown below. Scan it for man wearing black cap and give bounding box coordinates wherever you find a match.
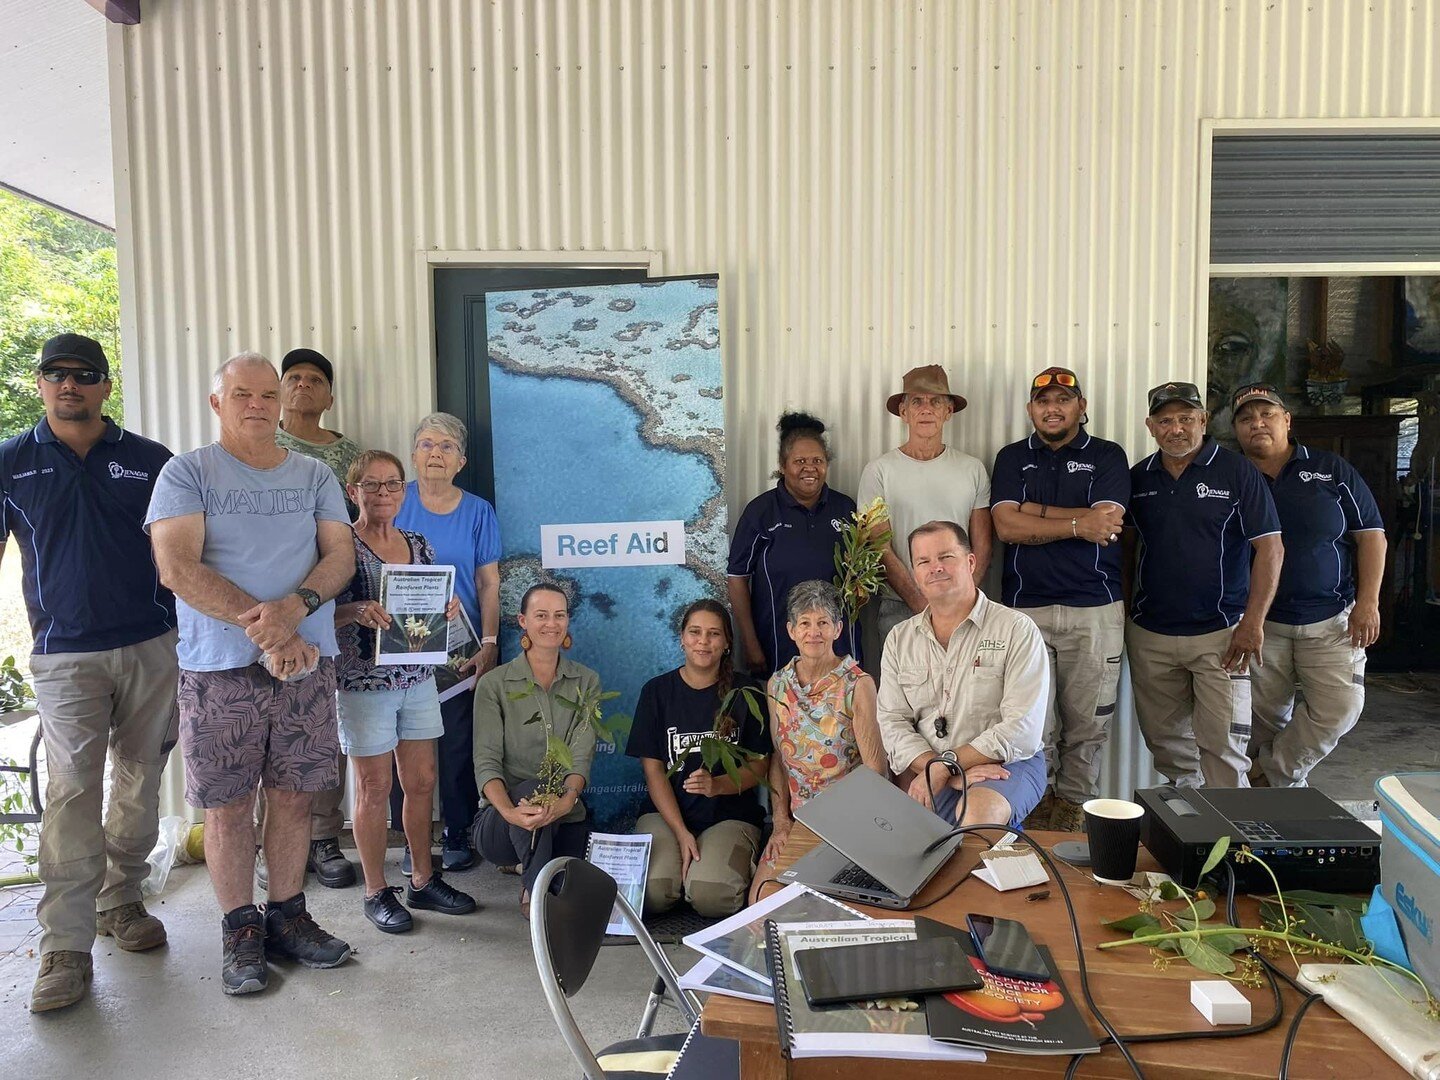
[255,348,362,890]
[0,334,178,1012]
[1124,381,1283,788]
[1231,383,1385,787]
[990,367,1130,831]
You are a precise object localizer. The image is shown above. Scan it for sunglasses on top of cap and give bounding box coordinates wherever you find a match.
[1032,371,1078,391]
[40,367,106,386]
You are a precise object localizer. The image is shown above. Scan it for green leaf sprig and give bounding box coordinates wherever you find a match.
[833,498,892,625]
[665,684,771,792]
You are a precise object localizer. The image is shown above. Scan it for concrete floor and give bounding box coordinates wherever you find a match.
[0,674,1434,1079]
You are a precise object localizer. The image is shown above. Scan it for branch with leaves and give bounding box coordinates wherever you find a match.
[833,498,892,625]
[508,680,625,812]
[665,684,771,792]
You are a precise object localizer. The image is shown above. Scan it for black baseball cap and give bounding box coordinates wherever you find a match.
[280,348,334,386]
[1147,380,1204,415]
[1231,382,1287,415]
[38,333,109,378]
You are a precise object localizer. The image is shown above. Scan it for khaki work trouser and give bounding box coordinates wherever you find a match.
[1026,601,1125,803]
[1125,622,1251,789]
[1250,606,1366,787]
[29,630,179,955]
[634,814,761,918]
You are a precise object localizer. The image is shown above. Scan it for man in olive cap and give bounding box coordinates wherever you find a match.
[859,365,993,672]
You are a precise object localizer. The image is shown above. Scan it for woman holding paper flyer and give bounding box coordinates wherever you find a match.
[763,580,887,867]
[625,600,771,918]
[335,450,477,933]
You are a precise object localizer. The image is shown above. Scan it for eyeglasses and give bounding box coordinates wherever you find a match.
[1031,371,1078,390]
[355,479,405,493]
[40,368,105,386]
[416,439,461,455]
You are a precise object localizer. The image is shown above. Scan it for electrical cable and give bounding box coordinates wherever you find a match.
[1276,994,1325,1080]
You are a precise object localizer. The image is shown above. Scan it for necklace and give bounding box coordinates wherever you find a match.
[924,640,959,740]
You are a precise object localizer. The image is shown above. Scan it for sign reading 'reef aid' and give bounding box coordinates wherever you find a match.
[540,521,687,569]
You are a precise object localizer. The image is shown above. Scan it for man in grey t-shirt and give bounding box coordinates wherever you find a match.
[147,352,356,997]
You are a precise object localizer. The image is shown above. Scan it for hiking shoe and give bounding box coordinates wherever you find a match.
[1022,788,1056,831]
[96,901,168,952]
[307,837,357,889]
[263,893,353,969]
[407,872,477,915]
[221,905,268,996]
[255,849,268,892]
[1051,798,1087,835]
[363,886,414,934]
[441,833,476,872]
[30,951,92,1012]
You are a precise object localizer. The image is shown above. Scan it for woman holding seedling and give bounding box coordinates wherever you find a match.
[625,600,772,917]
[471,583,602,919]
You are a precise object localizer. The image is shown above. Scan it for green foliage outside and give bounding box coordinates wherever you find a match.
[0,189,122,439]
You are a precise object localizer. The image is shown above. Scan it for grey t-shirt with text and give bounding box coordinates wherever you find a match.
[145,442,350,671]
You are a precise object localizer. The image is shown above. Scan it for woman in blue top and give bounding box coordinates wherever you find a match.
[727,412,859,676]
[392,413,502,872]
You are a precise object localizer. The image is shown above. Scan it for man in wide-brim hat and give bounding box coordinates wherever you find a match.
[858,365,993,677]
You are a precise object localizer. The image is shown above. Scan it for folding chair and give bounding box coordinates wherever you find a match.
[530,856,737,1080]
[0,714,43,827]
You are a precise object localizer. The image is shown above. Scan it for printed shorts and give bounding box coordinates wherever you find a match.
[178,659,340,808]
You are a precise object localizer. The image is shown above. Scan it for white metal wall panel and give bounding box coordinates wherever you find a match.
[110,1,1440,806]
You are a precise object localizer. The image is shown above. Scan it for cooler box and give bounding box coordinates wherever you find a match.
[1375,773,1440,996]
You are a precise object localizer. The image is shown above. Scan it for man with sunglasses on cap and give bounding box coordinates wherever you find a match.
[0,334,178,1012]
[858,365,993,672]
[1230,383,1385,787]
[1124,381,1283,788]
[990,367,1129,831]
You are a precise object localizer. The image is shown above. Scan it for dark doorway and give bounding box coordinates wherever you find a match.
[432,265,649,501]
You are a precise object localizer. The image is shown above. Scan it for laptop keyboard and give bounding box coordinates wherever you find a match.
[830,862,890,894]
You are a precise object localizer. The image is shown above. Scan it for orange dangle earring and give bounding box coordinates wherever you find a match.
[520,633,532,651]
[561,633,573,650]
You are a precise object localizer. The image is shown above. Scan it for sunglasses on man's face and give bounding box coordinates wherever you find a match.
[1032,371,1078,390]
[41,368,105,386]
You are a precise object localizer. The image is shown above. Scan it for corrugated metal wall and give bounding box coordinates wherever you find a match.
[110,0,1440,806]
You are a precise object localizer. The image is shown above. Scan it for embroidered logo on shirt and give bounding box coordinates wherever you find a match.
[1297,470,1333,483]
[1066,460,1095,474]
[977,639,1007,651]
[831,518,844,531]
[108,462,150,482]
[10,470,37,480]
[1195,483,1231,500]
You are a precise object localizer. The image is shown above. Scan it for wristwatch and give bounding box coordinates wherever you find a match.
[294,587,322,616]
[931,750,963,778]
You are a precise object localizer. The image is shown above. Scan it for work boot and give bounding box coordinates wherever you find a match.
[307,837,357,889]
[407,872,478,915]
[30,951,92,1013]
[96,901,168,952]
[264,892,353,969]
[221,905,268,996]
[1051,798,1087,835]
[1022,788,1056,831]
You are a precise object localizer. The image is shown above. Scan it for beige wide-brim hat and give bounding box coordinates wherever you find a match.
[886,364,968,416]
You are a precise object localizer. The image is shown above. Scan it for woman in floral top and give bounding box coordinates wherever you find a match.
[763,580,886,865]
[334,450,475,934]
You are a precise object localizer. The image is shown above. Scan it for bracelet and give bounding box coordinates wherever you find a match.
[1071,517,1079,538]
[480,635,498,646]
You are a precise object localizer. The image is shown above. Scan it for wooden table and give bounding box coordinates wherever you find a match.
[701,825,1404,1078]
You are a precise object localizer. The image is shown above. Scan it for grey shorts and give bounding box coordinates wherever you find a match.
[177,659,340,808]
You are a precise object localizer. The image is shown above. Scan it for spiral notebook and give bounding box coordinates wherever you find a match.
[664,1018,739,1079]
[763,919,986,1062]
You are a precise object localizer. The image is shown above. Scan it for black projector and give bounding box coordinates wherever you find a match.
[1136,785,1381,892]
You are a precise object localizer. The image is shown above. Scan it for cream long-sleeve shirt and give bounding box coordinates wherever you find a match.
[876,591,1049,772]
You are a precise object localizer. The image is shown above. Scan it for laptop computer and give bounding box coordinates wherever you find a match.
[775,766,968,909]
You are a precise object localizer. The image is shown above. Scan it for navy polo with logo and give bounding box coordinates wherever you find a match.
[0,417,176,654]
[727,481,858,672]
[991,429,1131,608]
[1126,438,1281,636]
[1264,444,1384,626]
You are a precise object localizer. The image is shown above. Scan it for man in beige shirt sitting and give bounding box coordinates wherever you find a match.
[876,520,1050,829]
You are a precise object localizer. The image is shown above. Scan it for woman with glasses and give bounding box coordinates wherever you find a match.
[392,413,502,874]
[334,450,477,932]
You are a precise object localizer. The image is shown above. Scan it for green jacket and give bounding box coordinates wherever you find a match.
[473,654,601,824]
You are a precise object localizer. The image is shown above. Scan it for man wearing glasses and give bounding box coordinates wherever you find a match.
[990,367,1129,831]
[1230,384,1385,787]
[1124,381,1283,788]
[0,334,177,1012]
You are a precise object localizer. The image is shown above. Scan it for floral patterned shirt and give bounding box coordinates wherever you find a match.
[336,528,437,693]
[768,655,867,809]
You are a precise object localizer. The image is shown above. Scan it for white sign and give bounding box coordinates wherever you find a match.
[540,520,686,569]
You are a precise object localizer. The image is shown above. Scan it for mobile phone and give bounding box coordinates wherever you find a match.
[795,937,981,1007]
[965,914,1051,983]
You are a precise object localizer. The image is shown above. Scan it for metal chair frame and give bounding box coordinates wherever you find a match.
[0,714,43,826]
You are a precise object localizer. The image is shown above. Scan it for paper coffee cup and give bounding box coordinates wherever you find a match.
[1082,798,1145,885]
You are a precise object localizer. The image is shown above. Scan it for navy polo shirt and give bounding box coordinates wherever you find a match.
[1127,439,1281,636]
[726,481,859,673]
[0,417,176,654]
[1264,444,1384,626]
[991,429,1131,608]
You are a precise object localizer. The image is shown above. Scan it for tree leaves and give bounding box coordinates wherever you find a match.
[1178,937,1237,974]
[1199,835,1231,878]
[1103,913,1161,933]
